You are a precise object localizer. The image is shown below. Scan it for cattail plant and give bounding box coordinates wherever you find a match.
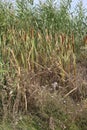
[0,0,87,125]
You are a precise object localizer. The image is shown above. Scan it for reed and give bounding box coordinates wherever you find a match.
[0,1,87,128]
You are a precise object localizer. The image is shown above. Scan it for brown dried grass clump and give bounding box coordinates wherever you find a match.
[1,59,87,130]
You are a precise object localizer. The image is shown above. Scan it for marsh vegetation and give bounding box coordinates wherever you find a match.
[0,0,87,129]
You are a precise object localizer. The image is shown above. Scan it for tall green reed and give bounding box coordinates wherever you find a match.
[0,0,86,117]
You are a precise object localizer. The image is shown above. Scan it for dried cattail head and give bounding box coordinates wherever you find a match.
[83,33,87,46]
